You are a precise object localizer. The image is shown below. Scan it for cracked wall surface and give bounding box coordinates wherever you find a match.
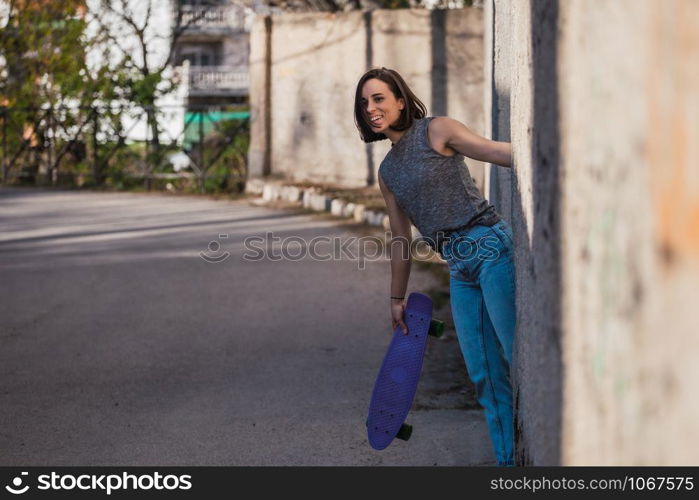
[486,0,699,465]
[249,9,486,191]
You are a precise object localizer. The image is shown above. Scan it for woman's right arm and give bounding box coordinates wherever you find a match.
[379,175,412,334]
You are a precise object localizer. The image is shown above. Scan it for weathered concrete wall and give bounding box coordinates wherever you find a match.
[485,0,563,466]
[483,0,513,220]
[559,0,699,465]
[248,8,486,190]
[487,0,699,465]
[248,15,271,178]
[369,10,432,187]
[370,8,486,191]
[268,11,368,186]
[443,8,486,191]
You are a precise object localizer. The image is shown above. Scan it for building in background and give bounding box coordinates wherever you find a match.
[170,0,259,150]
[172,0,254,107]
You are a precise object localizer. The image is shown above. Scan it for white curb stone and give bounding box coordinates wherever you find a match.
[262,184,273,201]
[382,215,391,230]
[365,210,385,226]
[311,193,328,212]
[302,189,315,209]
[245,178,265,195]
[286,186,302,202]
[353,204,366,223]
[330,199,346,216]
[343,202,356,218]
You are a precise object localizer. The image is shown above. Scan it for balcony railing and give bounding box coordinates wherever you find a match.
[189,66,249,94]
[177,5,248,32]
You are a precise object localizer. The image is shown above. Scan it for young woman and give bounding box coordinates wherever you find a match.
[354,67,516,466]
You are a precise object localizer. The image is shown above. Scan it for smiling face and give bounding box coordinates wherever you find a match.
[360,78,405,133]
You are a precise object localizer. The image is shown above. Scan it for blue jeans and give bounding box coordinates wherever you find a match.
[440,219,516,466]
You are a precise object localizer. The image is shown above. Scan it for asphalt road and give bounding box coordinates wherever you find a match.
[0,186,494,466]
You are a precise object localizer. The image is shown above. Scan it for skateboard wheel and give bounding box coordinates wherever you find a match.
[395,423,413,441]
[428,319,445,338]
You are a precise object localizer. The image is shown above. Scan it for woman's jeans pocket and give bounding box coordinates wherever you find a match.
[443,221,514,284]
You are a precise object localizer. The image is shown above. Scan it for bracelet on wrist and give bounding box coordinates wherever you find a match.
[390,296,405,300]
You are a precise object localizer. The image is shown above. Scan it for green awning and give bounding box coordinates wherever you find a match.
[183,110,250,149]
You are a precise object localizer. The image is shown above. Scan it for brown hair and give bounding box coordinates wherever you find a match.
[354,67,427,143]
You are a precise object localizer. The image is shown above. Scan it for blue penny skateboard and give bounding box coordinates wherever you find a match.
[367,292,445,450]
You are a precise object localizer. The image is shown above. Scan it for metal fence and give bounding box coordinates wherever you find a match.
[0,104,250,194]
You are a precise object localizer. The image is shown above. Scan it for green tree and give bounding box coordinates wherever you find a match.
[91,0,218,190]
[0,0,119,184]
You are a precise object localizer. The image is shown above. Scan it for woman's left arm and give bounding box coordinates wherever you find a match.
[436,117,512,168]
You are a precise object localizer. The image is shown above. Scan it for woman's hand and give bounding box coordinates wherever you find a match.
[391,299,409,334]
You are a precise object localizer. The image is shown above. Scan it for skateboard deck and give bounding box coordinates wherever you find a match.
[367,292,443,450]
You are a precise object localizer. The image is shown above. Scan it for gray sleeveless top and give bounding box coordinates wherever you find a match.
[378,116,501,251]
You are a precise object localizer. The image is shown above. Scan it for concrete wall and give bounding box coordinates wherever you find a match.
[248,8,487,190]
[559,0,699,465]
[249,15,272,177]
[487,0,699,465]
[485,0,563,466]
[270,11,368,186]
